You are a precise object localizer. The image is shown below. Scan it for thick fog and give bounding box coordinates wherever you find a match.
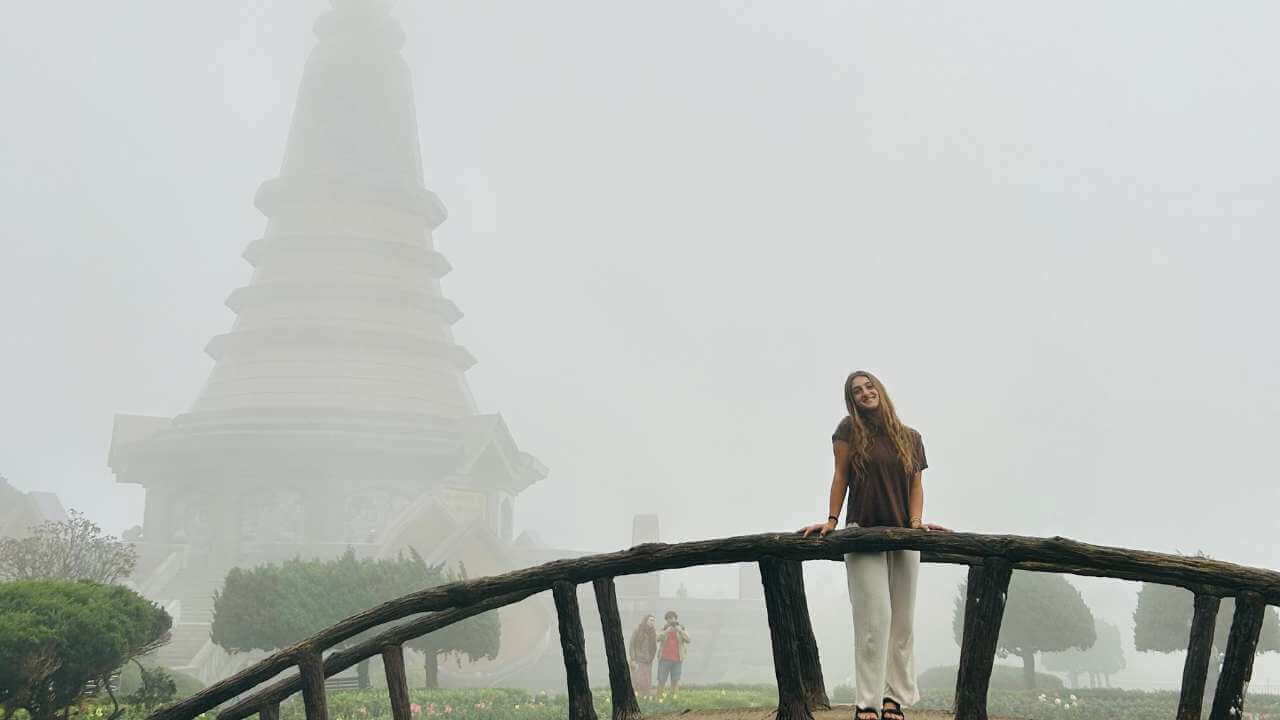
[3,0,1279,692]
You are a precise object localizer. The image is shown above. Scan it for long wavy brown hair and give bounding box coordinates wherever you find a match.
[842,370,917,475]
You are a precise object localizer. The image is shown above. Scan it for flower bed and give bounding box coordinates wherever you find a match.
[915,687,1280,720]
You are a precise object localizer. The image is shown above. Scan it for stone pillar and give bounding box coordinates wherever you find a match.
[616,514,660,598]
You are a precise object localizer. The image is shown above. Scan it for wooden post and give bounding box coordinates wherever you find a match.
[1176,594,1221,720]
[953,558,1013,720]
[297,648,329,720]
[381,645,412,720]
[780,559,830,709]
[954,565,982,716]
[592,578,642,720]
[1209,592,1266,720]
[553,581,598,720]
[258,704,279,720]
[759,556,813,720]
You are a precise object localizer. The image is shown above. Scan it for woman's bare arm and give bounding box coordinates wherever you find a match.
[908,471,924,527]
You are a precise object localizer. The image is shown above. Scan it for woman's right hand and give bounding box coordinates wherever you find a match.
[800,519,837,537]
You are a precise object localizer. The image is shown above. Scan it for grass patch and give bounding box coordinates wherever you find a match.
[288,685,779,720]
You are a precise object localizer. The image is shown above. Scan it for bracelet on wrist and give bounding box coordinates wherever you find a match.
[827,515,839,523]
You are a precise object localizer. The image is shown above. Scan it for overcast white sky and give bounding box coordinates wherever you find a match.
[3,0,1279,687]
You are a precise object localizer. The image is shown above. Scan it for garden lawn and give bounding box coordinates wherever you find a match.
[277,685,780,720]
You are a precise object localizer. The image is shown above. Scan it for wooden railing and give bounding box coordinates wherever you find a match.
[145,529,1280,720]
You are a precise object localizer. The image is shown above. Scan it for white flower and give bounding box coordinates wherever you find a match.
[1055,698,1062,705]
[1069,695,1077,702]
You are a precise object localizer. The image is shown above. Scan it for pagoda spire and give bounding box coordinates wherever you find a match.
[191,0,475,418]
[256,0,442,224]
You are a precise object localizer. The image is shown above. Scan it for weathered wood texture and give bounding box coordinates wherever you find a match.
[217,590,537,720]
[258,705,278,720]
[592,578,641,720]
[381,645,411,720]
[1176,594,1221,720]
[297,649,328,720]
[1209,592,1267,720]
[954,558,1013,720]
[152,528,1280,720]
[553,581,598,720]
[778,559,829,709]
[955,565,983,720]
[759,557,814,720]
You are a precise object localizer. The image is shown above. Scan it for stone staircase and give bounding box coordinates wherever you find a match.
[150,568,226,670]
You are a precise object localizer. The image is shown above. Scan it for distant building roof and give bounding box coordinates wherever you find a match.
[0,480,67,539]
[26,492,68,524]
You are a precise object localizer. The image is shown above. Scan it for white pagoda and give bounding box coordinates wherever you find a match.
[109,0,547,677]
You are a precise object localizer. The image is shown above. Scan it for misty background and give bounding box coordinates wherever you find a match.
[3,0,1278,689]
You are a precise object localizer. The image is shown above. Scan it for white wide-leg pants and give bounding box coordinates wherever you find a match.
[844,548,921,710]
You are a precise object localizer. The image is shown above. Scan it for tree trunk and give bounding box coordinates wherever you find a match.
[356,660,370,690]
[104,677,124,720]
[424,651,439,689]
[1021,651,1036,690]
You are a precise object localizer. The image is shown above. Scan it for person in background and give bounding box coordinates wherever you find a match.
[628,614,658,695]
[655,610,691,694]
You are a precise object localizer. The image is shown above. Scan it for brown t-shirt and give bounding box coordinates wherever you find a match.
[831,417,927,528]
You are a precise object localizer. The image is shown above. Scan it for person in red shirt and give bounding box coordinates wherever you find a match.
[654,611,691,694]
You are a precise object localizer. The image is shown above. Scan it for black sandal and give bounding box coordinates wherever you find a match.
[880,699,904,720]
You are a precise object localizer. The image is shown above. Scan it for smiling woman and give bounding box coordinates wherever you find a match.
[801,370,946,720]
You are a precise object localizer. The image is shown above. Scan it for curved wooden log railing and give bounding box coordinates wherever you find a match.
[147,529,1280,720]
